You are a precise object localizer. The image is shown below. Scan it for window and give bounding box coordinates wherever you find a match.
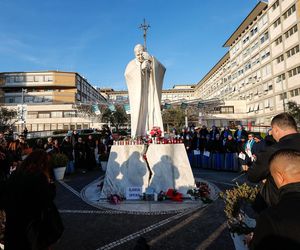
[264,99,269,108]
[63,111,76,118]
[6,76,14,83]
[34,75,43,82]
[44,124,50,131]
[212,106,234,114]
[290,88,300,97]
[273,18,281,28]
[276,73,286,83]
[243,48,250,58]
[272,0,279,11]
[283,4,296,19]
[38,124,44,131]
[245,61,251,71]
[274,36,282,46]
[51,124,57,130]
[243,36,249,44]
[250,27,258,36]
[262,64,271,77]
[27,112,38,119]
[26,75,34,82]
[7,97,14,103]
[44,75,53,82]
[251,42,259,52]
[51,111,63,118]
[261,49,270,60]
[279,92,287,100]
[285,25,298,39]
[269,83,273,91]
[238,69,244,76]
[276,54,284,64]
[260,32,269,44]
[15,76,24,82]
[252,55,260,66]
[38,112,50,118]
[288,66,300,78]
[286,45,300,58]
[220,106,234,113]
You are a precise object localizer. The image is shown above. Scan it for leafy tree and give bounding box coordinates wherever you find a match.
[0,105,17,132]
[162,107,186,131]
[287,101,300,125]
[101,105,128,132]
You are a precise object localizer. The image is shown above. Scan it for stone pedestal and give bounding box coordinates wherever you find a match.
[101,144,195,198]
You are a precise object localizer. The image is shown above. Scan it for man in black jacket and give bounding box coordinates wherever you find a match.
[247,113,300,208]
[249,149,300,250]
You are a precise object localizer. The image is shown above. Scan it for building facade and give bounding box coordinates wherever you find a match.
[0,71,106,132]
[194,0,300,127]
[99,85,196,104]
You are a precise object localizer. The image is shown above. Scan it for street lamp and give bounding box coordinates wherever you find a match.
[280,78,286,112]
[21,88,27,131]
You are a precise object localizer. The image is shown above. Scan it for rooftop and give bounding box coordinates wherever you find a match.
[223,1,268,47]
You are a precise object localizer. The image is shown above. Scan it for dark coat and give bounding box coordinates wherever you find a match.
[61,141,74,161]
[4,170,56,250]
[247,133,300,207]
[209,129,220,141]
[208,140,223,153]
[252,140,266,156]
[234,129,248,142]
[224,139,237,153]
[250,182,300,250]
[220,129,232,141]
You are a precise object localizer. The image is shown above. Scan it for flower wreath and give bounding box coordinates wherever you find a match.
[219,183,259,235]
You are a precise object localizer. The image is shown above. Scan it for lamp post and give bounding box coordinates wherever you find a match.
[21,88,27,131]
[281,78,286,112]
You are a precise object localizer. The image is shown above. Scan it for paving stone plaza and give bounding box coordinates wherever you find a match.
[52,168,246,250]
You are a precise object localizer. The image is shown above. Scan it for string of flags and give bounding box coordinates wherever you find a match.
[90,101,206,115]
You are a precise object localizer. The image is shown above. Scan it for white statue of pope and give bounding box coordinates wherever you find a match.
[125,44,166,138]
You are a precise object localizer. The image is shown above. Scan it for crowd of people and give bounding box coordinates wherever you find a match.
[0,128,113,181]
[0,127,113,249]
[176,124,275,171]
[1,113,300,249]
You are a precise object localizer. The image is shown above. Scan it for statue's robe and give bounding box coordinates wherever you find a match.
[125,57,165,137]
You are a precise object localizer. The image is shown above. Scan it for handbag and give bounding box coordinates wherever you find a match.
[27,202,64,250]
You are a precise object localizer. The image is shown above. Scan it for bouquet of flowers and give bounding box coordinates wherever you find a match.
[187,181,212,203]
[108,194,123,205]
[157,191,167,201]
[149,126,162,138]
[166,188,183,202]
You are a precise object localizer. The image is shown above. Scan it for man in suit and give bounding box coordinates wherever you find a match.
[248,113,300,208]
[249,149,300,250]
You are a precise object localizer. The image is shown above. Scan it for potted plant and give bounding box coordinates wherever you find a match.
[219,183,259,250]
[51,153,68,180]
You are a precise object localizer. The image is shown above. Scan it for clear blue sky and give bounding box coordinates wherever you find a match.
[0,0,259,90]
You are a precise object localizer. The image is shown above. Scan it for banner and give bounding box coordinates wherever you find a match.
[92,104,101,115]
[198,102,204,108]
[180,102,188,109]
[109,104,116,112]
[164,103,172,110]
[124,104,130,114]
